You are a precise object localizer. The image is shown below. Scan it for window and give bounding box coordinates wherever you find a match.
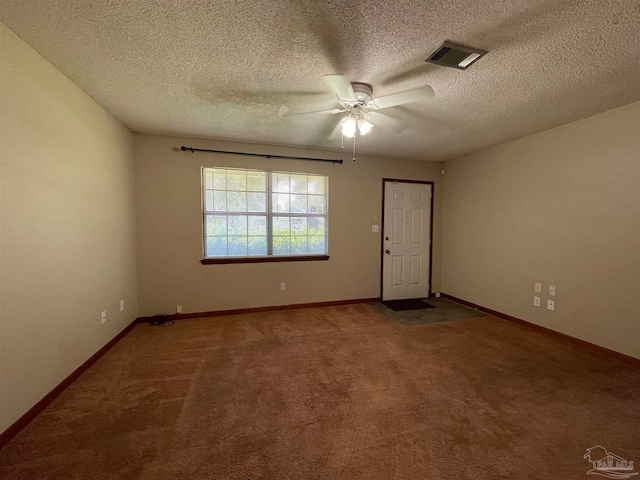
[202,167,328,262]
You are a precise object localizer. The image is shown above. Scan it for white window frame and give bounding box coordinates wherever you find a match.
[202,166,329,262]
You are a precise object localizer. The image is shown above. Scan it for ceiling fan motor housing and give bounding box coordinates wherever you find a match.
[347,83,374,108]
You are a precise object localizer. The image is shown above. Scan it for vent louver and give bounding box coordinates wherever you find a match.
[426,41,488,70]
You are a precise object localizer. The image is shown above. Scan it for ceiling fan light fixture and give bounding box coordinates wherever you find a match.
[357,118,373,136]
[342,116,357,138]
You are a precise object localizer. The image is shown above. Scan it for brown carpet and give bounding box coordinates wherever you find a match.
[1,304,638,479]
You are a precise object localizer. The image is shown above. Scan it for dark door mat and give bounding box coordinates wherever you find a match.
[382,299,435,311]
[369,298,485,325]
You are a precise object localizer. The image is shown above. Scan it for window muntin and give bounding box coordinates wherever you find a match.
[203,167,328,258]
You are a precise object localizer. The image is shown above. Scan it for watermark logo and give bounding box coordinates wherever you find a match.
[584,446,637,479]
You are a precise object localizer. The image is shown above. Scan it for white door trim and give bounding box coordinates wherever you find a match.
[380,179,434,301]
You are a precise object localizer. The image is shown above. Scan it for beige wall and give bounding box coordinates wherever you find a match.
[135,134,443,316]
[0,24,138,432]
[442,101,640,359]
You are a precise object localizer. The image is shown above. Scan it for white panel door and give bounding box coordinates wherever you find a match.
[382,181,432,301]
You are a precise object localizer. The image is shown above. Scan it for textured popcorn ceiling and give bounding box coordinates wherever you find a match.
[1,0,639,161]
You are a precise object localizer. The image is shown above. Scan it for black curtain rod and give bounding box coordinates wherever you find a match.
[180,146,343,165]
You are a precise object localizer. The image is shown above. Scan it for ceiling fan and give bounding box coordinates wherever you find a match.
[283,74,435,140]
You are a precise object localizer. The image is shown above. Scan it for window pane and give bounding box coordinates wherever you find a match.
[247,171,266,192]
[206,215,227,236]
[214,191,227,211]
[248,236,267,256]
[273,193,290,213]
[227,170,247,191]
[203,169,327,259]
[274,173,290,193]
[227,192,247,212]
[291,236,308,254]
[205,190,214,211]
[291,217,307,235]
[247,192,266,212]
[308,195,325,214]
[273,216,291,235]
[290,194,307,213]
[308,236,326,254]
[290,175,308,194]
[228,215,247,235]
[308,217,325,235]
[228,236,248,256]
[205,170,214,189]
[206,236,227,256]
[308,176,326,194]
[273,236,291,255]
[213,169,227,189]
[248,216,267,235]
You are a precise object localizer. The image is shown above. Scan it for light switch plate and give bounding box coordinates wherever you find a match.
[547,300,555,311]
[534,296,541,307]
[534,283,542,293]
[549,285,556,296]
[372,225,379,233]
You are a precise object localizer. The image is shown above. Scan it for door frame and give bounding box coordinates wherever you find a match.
[380,178,435,300]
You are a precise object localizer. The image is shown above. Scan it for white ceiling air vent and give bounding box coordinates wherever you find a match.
[425,41,488,70]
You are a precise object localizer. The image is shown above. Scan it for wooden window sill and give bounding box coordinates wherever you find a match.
[201,255,330,265]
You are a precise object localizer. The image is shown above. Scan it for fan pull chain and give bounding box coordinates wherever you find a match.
[341,134,344,150]
[352,133,356,161]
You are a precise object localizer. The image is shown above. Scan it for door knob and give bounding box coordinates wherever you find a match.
[385,249,390,255]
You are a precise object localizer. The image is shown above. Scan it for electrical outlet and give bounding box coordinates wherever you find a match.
[435,293,441,298]
[120,300,125,312]
[372,225,379,233]
[549,285,556,296]
[534,296,541,307]
[176,305,183,314]
[101,311,107,324]
[280,283,286,291]
[547,300,555,311]
[534,282,542,293]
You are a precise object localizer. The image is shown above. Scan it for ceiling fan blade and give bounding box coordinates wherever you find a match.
[194,79,326,106]
[309,113,344,145]
[282,107,346,118]
[368,111,407,133]
[373,85,435,110]
[328,118,345,141]
[322,74,356,102]
[388,105,447,131]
